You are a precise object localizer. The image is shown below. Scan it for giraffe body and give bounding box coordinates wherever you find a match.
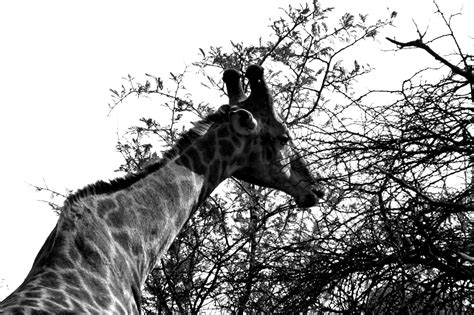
[0,65,323,314]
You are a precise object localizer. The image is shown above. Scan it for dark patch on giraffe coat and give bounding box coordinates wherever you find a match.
[198,189,207,205]
[131,240,143,257]
[46,290,69,308]
[116,193,133,207]
[97,198,116,219]
[24,290,42,299]
[136,205,167,231]
[235,156,245,167]
[30,226,58,267]
[49,253,75,270]
[112,232,143,257]
[243,137,254,153]
[216,124,230,138]
[109,280,127,306]
[152,230,173,259]
[82,274,111,308]
[131,282,142,312]
[107,210,126,228]
[208,160,221,187]
[176,154,191,169]
[186,147,206,175]
[134,187,161,209]
[148,226,161,240]
[93,291,112,309]
[65,285,95,307]
[38,271,60,289]
[264,145,275,160]
[173,206,191,229]
[74,234,104,274]
[68,244,80,262]
[219,139,235,157]
[42,300,66,312]
[69,299,87,313]
[10,307,27,314]
[113,231,132,253]
[115,302,128,314]
[132,270,141,287]
[231,135,241,147]
[197,132,216,163]
[248,151,259,163]
[62,270,81,288]
[176,178,195,200]
[150,178,180,208]
[221,161,228,177]
[148,178,170,199]
[60,216,76,232]
[17,299,37,307]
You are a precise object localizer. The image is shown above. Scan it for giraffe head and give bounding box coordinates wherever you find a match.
[220,65,324,207]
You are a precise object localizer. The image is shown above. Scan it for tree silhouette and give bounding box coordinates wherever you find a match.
[37,0,473,313]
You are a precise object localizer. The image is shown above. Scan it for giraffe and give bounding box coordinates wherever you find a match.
[0,64,324,314]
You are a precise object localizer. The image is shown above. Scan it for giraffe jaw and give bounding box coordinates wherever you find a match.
[295,191,318,207]
[294,186,324,208]
[233,172,323,208]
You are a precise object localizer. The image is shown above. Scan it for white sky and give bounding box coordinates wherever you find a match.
[0,0,471,299]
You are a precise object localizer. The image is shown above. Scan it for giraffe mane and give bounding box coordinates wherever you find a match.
[65,110,226,206]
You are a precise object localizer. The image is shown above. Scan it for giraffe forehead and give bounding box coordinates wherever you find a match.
[258,116,288,137]
[248,106,288,135]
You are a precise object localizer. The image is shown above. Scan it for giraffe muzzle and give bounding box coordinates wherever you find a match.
[312,187,325,199]
[297,192,318,207]
[296,186,324,207]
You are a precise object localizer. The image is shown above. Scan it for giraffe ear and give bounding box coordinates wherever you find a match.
[230,109,259,135]
[218,104,240,116]
[218,104,232,115]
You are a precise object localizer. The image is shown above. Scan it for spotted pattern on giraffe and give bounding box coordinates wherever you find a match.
[217,123,231,138]
[219,139,235,157]
[198,130,216,163]
[97,198,116,219]
[186,147,206,174]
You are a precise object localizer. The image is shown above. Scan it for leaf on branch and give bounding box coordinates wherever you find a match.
[341,13,354,28]
[315,67,325,76]
[170,72,177,81]
[366,28,378,38]
[353,60,360,73]
[145,73,164,90]
[320,46,333,57]
[311,22,320,36]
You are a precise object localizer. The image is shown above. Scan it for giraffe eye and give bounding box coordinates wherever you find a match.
[276,136,290,145]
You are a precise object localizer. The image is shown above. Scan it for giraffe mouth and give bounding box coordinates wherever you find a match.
[296,187,324,208]
[312,187,325,199]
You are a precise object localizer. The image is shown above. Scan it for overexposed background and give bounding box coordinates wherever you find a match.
[0,0,471,299]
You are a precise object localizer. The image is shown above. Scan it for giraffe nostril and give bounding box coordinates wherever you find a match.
[297,187,324,207]
[312,188,324,199]
[298,193,318,208]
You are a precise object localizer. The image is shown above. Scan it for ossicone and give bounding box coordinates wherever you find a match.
[223,68,246,105]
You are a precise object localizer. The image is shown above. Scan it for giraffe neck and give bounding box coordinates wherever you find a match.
[0,124,236,313]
